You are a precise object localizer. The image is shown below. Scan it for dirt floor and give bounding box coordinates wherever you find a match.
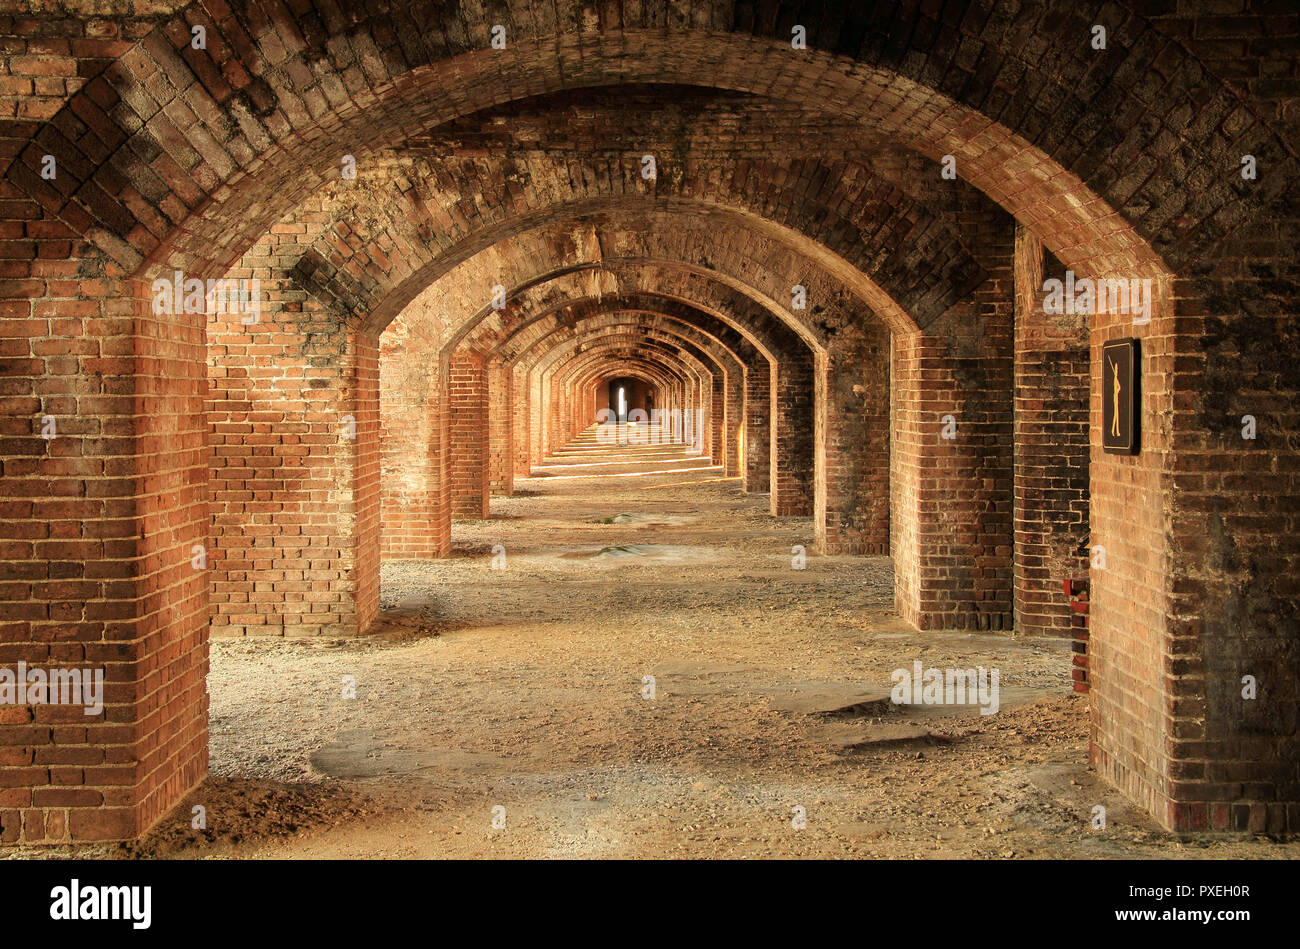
[8,436,1298,860]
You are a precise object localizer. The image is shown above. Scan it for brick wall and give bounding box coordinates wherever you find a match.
[206,238,377,638]
[1013,229,1090,637]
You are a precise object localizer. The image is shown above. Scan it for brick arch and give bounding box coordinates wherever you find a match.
[467,276,769,364]
[520,316,736,388]
[270,149,985,334]
[492,302,755,478]
[462,269,815,511]
[486,287,768,435]
[501,311,746,397]
[369,207,908,357]
[407,321,716,538]
[374,231,821,505]
[383,253,807,508]
[458,265,800,366]
[534,325,722,415]
[523,316,739,464]
[545,335,713,406]
[506,313,741,404]
[498,306,750,378]
[9,3,1282,285]
[378,251,812,547]
[568,359,683,399]
[543,340,717,462]
[562,355,701,447]
[559,351,694,426]
[535,320,814,516]
[420,247,822,512]
[571,365,681,423]
[566,358,691,447]
[559,349,703,431]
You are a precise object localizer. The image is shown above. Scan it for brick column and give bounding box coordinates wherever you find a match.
[487,358,513,496]
[1148,264,1300,834]
[529,375,545,468]
[379,348,450,560]
[743,362,771,493]
[815,321,890,554]
[724,372,743,477]
[1013,228,1089,636]
[449,351,489,518]
[512,364,531,478]
[207,254,382,638]
[890,236,1015,631]
[710,374,725,461]
[771,351,814,516]
[0,237,207,842]
[346,328,382,632]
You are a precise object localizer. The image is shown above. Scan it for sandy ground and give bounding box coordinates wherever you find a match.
[7,439,1297,860]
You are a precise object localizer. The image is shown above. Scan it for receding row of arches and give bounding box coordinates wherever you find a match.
[1,1,1294,844]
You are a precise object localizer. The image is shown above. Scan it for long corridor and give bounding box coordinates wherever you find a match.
[32,433,1296,859]
[188,437,1245,859]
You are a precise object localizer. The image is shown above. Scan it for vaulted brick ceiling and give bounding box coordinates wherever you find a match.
[10,0,1293,397]
[300,83,994,329]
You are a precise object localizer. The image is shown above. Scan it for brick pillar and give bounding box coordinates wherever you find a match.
[700,377,711,454]
[816,321,890,554]
[568,375,583,442]
[379,346,450,560]
[541,375,557,459]
[568,379,584,442]
[1149,265,1300,834]
[710,374,725,461]
[890,240,1015,631]
[771,351,814,516]
[685,375,703,452]
[743,362,771,492]
[529,375,545,468]
[0,238,207,843]
[724,372,743,477]
[1083,259,1300,835]
[512,365,531,478]
[487,359,513,496]
[589,377,601,431]
[205,255,380,638]
[1087,270,1178,830]
[347,328,381,632]
[552,375,567,450]
[449,351,489,518]
[1013,228,1089,636]
[127,272,209,841]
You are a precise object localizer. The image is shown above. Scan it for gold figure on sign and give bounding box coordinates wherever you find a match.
[1108,357,1122,438]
